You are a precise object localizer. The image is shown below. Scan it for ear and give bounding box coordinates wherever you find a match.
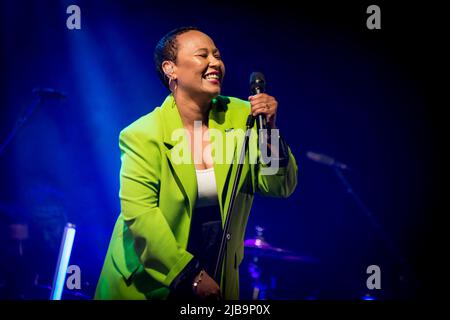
[162,61,175,78]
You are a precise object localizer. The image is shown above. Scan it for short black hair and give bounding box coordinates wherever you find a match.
[154,26,201,90]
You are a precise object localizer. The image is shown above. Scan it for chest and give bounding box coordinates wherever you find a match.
[185,126,214,170]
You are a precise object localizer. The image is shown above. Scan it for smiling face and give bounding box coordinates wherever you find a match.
[171,30,225,99]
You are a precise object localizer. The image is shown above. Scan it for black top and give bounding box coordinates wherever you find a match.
[187,204,223,275]
[168,204,223,299]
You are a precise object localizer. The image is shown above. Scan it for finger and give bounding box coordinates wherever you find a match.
[250,99,276,110]
[248,93,267,101]
[251,101,272,109]
[251,104,273,116]
[249,98,270,107]
[249,94,274,104]
[252,108,274,117]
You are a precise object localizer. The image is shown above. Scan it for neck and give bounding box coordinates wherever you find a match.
[173,90,212,129]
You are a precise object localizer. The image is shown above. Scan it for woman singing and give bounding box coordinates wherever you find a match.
[95,26,298,300]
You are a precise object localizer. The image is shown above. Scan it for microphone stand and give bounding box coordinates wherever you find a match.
[333,167,419,290]
[0,89,64,156]
[0,96,44,156]
[213,114,255,284]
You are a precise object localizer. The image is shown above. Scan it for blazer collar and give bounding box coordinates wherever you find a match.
[160,94,233,146]
[159,94,236,220]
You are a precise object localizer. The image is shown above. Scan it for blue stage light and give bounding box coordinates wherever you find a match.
[50,223,76,300]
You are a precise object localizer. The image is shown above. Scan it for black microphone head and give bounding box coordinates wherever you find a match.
[250,72,266,94]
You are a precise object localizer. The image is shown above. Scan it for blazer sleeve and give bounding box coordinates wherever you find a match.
[118,128,195,288]
[255,132,299,198]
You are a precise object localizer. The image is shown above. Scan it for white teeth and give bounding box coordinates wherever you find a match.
[204,73,220,80]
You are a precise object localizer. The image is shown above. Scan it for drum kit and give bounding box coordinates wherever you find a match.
[243,226,318,300]
[2,191,314,300]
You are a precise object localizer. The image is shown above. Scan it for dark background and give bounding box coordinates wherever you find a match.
[0,0,443,300]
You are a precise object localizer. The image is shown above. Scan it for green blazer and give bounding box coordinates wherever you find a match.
[95,94,298,300]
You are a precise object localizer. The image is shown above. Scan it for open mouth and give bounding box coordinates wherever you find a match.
[203,71,222,84]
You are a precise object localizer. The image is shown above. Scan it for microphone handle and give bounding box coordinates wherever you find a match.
[252,87,267,130]
[253,89,268,160]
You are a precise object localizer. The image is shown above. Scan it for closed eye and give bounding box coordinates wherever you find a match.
[195,50,221,60]
[197,54,222,60]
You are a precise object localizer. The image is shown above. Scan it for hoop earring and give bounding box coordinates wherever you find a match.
[168,77,177,92]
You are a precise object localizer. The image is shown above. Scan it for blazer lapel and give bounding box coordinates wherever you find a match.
[209,97,237,223]
[160,94,237,222]
[160,95,197,216]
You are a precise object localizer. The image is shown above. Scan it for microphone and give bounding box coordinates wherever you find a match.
[249,72,267,130]
[306,151,350,170]
[32,88,67,100]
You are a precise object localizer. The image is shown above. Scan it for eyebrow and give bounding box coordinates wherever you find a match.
[194,48,220,53]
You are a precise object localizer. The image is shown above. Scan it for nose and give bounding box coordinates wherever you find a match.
[208,55,221,67]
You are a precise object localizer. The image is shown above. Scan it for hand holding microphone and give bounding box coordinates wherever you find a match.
[249,72,278,129]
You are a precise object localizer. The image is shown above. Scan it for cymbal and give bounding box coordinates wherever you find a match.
[244,238,317,263]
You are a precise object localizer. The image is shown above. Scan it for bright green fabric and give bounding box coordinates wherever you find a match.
[94,94,298,300]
